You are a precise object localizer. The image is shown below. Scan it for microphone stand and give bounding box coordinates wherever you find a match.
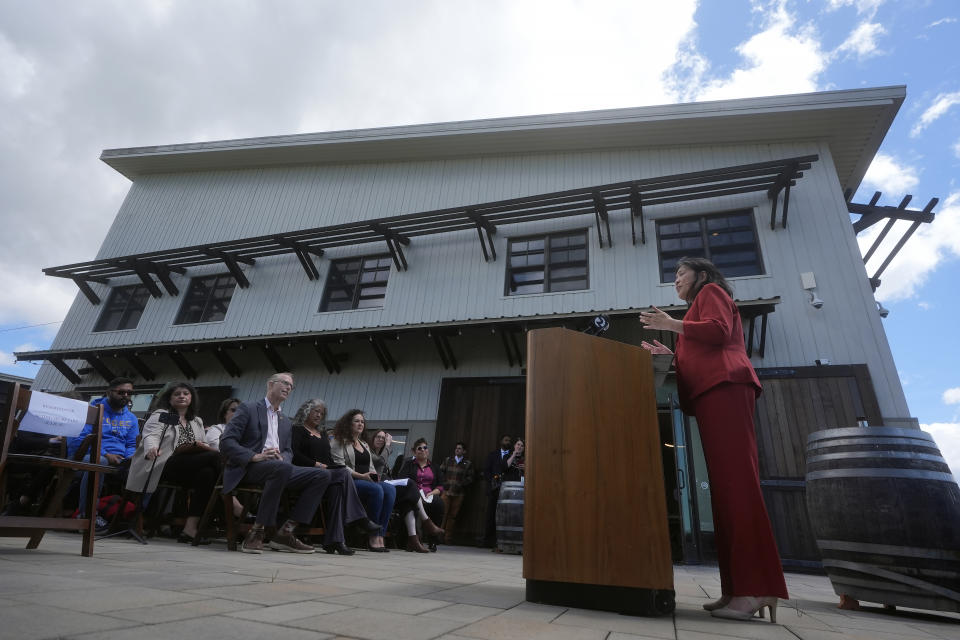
[98,415,174,545]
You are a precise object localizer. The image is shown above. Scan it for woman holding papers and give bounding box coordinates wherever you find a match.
[396,438,445,552]
[639,257,786,623]
[126,382,219,545]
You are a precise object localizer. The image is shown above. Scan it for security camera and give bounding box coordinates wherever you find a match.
[877,301,890,318]
[808,291,824,309]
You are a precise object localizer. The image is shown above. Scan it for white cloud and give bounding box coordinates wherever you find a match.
[833,21,886,60]
[858,192,960,301]
[911,90,960,137]
[861,153,920,194]
[668,0,827,102]
[944,388,960,405]
[953,138,960,159]
[928,17,957,28]
[0,32,36,99]
[922,423,960,477]
[0,350,13,367]
[826,0,885,17]
[917,301,931,310]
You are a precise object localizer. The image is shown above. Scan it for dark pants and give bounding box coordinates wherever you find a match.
[321,467,370,544]
[158,450,220,517]
[238,460,331,527]
[484,486,500,546]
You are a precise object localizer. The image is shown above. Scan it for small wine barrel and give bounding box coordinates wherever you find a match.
[805,427,960,613]
[496,481,524,554]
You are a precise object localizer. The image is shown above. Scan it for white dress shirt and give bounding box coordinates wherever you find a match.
[263,397,281,452]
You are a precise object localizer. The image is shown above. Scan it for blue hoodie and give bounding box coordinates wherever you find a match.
[66,397,140,459]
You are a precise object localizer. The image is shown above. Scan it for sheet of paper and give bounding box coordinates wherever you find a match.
[19,391,89,437]
[384,478,409,486]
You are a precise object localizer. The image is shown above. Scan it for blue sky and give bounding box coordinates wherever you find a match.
[1,0,958,468]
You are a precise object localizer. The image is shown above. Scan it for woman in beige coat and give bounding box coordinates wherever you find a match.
[126,382,220,544]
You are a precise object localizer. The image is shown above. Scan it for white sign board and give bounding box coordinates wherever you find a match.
[19,391,89,437]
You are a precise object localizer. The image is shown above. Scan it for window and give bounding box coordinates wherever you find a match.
[174,274,237,324]
[656,210,763,282]
[505,230,589,295]
[93,284,151,332]
[319,255,392,312]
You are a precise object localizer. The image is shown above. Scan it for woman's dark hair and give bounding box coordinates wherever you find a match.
[155,381,199,421]
[412,437,428,452]
[217,397,242,424]
[368,429,389,453]
[675,256,733,300]
[332,409,365,443]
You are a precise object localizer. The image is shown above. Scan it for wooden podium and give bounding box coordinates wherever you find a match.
[523,328,675,616]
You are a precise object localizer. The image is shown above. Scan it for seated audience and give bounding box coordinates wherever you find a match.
[330,410,394,552]
[220,372,333,554]
[397,438,446,552]
[126,382,220,544]
[290,398,382,554]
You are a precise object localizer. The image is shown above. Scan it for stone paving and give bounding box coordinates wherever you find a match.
[1,533,958,640]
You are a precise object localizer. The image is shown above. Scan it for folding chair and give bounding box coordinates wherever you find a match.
[0,384,116,557]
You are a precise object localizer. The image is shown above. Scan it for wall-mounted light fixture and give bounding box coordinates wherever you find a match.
[801,271,823,309]
[877,301,890,318]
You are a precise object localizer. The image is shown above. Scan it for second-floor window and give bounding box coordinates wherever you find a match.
[174,274,237,324]
[506,230,589,295]
[319,255,392,312]
[656,210,763,282]
[93,284,151,332]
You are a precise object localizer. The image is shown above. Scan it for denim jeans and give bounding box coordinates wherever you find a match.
[354,478,396,536]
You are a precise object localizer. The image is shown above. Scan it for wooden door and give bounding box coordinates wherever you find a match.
[754,364,881,571]
[434,377,525,545]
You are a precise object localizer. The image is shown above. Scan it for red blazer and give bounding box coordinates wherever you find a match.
[674,283,761,414]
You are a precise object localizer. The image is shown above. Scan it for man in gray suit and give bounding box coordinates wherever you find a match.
[220,372,331,554]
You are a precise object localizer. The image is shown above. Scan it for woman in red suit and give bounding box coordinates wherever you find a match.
[640,256,787,623]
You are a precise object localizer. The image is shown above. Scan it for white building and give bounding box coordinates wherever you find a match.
[19,85,923,566]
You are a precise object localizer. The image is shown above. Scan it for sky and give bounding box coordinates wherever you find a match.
[1,0,958,471]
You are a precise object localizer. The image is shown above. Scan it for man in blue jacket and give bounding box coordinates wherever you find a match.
[69,377,140,518]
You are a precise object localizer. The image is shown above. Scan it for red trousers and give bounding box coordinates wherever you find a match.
[694,383,788,598]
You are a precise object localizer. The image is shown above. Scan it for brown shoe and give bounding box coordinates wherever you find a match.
[406,534,429,553]
[269,530,315,554]
[422,519,444,540]
[240,527,265,554]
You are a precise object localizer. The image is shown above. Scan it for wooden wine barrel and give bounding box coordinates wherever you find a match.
[805,427,960,613]
[496,481,524,554]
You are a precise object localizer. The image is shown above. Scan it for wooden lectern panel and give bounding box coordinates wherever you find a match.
[523,328,672,592]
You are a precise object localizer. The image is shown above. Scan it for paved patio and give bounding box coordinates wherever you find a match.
[1,534,957,640]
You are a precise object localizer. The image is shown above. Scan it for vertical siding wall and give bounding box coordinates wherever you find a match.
[38,141,909,419]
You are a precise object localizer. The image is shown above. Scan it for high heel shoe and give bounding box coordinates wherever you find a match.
[702,595,731,611]
[711,596,777,623]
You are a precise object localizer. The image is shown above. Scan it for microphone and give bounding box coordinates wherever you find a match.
[581,314,611,336]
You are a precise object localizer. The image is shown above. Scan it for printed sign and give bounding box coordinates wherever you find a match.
[19,391,89,437]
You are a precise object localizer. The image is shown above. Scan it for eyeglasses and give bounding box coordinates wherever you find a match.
[416,445,429,451]
[272,380,295,390]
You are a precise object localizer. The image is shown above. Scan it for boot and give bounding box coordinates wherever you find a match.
[406,534,429,553]
[421,518,444,541]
